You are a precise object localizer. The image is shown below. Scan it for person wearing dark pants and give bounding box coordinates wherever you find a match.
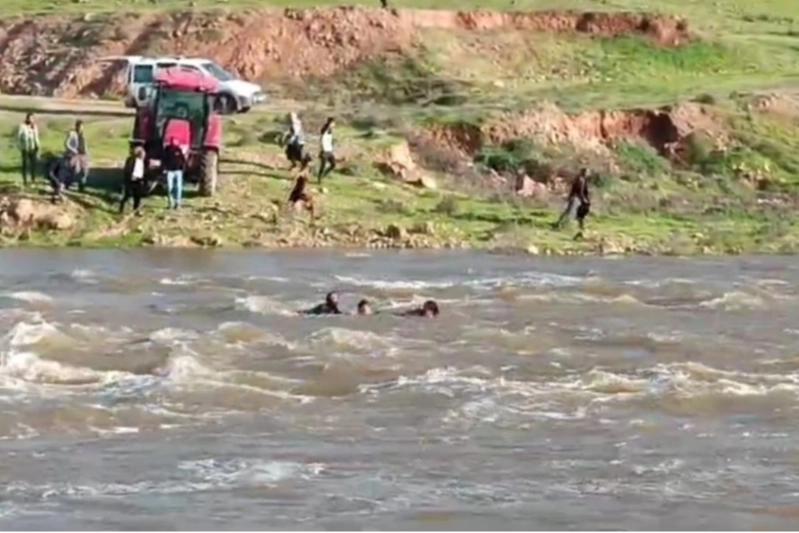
[64,119,89,192]
[317,117,336,184]
[553,167,591,233]
[285,112,311,171]
[119,146,147,215]
[45,153,72,204]
[17,112,40,186]
[162,137,186,210]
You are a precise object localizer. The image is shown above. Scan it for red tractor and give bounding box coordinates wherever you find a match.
[131,67,222,197]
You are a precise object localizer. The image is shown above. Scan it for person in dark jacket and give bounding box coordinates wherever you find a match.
[119,145,147,215]
[162,137,187,209]
[300,291,342,315]
[553,167,591,232]
[44,153,73,203]
[287,172,315,218]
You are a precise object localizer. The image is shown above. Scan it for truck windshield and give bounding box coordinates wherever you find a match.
[202,62,236,82]
[156,89,207,140]
[157,89,206,119]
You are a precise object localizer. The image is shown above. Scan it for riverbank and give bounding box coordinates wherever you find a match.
[2,93,799,256]
[2,2,799,255]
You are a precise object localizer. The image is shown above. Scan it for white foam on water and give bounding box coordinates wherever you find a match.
[518,292,645,306]
[1,351,132,387]
[363,361,799,426]
[159,278,190,286]
[334,275,450,290]
[70,269,98,283]
[178,458,323,485]
[245,275,291,283]
[88,425,140,436]
[2,291,53,304]
[304,327,395,352]
[159,354,312,402]
[3,458,323,504]
[3,319,60,349]
[335,271,584,291]
[149,327,199,343]
[235,294,293,315]
[624,277,698,289]
[699,291,766,311]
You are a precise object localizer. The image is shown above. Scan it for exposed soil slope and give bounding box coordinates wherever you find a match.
[0,7,690,97]
[425,102,721,157]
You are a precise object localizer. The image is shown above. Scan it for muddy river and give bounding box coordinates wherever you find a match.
[1,249,798,529]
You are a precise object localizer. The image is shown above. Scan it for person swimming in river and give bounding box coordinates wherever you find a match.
[356,299,374,315]
[396,299,439,318]
[300,291,342,315]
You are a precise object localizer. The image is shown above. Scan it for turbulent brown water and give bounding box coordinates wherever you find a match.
[1,249,799,529]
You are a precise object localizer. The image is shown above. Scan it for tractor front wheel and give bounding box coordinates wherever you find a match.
[198,150,219,197]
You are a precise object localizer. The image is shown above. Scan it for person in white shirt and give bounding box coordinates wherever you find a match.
[284,112,310,171]
[317,117,336,183]
[119,145,147,215]
[17,112,40,186]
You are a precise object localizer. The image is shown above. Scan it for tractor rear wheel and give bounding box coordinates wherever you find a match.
[198,150,219,197]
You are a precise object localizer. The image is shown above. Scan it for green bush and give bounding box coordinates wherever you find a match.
[474,137,538,174]
[613,141,670,176]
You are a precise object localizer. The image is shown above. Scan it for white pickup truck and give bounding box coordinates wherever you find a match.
[100,55,267,114]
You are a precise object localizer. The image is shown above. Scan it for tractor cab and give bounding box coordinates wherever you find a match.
[132,68,223,197]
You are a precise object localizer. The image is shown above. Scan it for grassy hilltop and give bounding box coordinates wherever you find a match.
[1,0,799,254]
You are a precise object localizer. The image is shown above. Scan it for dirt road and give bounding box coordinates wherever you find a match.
[0,94,303,118]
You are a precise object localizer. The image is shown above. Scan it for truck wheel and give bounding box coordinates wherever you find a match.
[198,150,219,197]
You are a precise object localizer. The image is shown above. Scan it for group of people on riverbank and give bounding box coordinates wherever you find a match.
[17,113,90,196]
[15,112,191,215]
[16,108,590,233]
[117,137,187,215]
[281,113,338,218]
[281,111,592,233]
[300,291,440,318]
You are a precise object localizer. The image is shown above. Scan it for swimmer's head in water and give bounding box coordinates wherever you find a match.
[422,300,439,317]
[326,291,339,307]
[357,299,372,315]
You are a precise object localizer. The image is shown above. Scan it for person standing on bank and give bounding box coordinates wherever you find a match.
[553,167,591,234]
[285,112,310,171]
[162,137,186,210]
[317,117,336,184]
[17,112,40,186]
[119,145,147,216]
[64,119,89,192]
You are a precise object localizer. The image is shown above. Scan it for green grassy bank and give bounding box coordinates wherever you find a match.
[1,0,799,254]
